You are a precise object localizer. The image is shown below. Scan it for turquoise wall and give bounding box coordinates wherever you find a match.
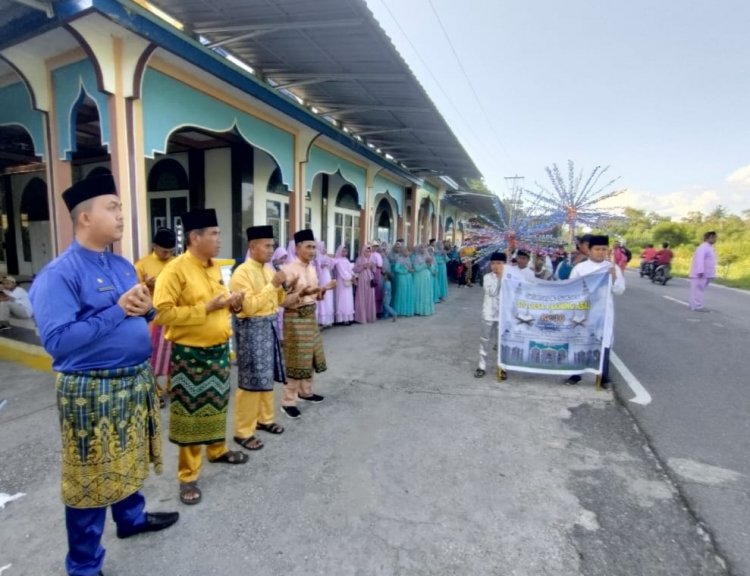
[53,59,110,160]
[0,82,44,159]
[306,146,366,204]
[373,174,404,213]
[141,68,294,185]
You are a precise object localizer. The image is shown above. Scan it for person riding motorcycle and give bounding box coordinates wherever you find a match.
[640,244,657,277]
[654,242,673,280]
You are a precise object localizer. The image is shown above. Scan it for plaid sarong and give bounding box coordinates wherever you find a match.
[56,361,162,508]
[283,304,327,380]
[149,324,172,377]
[169,342,230,445]
[236,313,286,391]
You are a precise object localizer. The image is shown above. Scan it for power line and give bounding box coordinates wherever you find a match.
[424,0,517,170]
[373,0,508,177]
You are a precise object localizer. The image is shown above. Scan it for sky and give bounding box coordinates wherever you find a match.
[364,0,750,219]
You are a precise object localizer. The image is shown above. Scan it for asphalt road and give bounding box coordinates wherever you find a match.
[613,270,750,576]
[0,281,735,576]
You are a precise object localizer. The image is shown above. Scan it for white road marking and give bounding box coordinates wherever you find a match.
[0,564,11,575]
[663,295,689,307]
[611,352,652,406]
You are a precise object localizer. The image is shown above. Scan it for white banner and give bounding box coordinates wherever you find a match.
[498,269,611,375]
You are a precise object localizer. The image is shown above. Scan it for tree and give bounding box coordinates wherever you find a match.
[651,221,690,246]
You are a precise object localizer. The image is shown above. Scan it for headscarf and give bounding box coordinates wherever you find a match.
[271,246,288,266]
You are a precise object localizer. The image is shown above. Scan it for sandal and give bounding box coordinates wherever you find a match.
[179,482,202,505]
[256,422,284,435]
[233,436,264,450]
[474,368,486,378]
[209,449,249,464]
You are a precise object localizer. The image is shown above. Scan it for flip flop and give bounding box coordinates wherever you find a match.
[209,449,250,463]
[233,436,264,450]
[179,482,202,505]
[256,422,284,435]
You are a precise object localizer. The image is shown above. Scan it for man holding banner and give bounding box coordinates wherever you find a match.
[498,235,624,389]
[564,235,625,388]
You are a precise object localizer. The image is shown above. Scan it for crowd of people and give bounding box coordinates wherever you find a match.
[472,234,626,389]
[27,175,462,576]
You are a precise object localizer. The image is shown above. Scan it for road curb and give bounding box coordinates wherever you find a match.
[0,337,52,372]
[611,381,732,574]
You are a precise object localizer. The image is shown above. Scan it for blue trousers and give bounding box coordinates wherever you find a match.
[65,491,146,576]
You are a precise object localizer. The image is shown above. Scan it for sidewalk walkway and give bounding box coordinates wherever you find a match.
[0,287,727,576]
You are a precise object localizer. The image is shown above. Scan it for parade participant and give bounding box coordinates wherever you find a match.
[153,208,248,506]
[475,252,506,380]
[315,241,335,328]
[392,245,415,317]
[381,270,397,322]
[655,242,674,278]
[333,244,355,325]
[280,229,336,418]
[573,234,592,266]
[370,240,384,315]
[689,231,717,312]
[30,174,178,576]
[0,275,32,330]
[354,244,378,324]
[270,246,289,339]
[459,244,477,287]
[231,225,294,451]
[134,227,176,407]
[515,250,536,281]
[412,245,435,316]
[613,241,628,272]
[433,240,449,301]
[564,235,625,388]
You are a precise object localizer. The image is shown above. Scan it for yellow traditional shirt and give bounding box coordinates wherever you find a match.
[230,259,284,318]
[134,251,174,294]
[153,251,231,347]
[281,258,319,309]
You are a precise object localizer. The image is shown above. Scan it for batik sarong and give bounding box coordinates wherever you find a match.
[169,342,230,446]
[283,304,327,380]
[149,323,172,377]
[236,313,286,391]
[56,361,162,508]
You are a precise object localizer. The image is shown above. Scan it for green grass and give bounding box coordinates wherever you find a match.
[628,257,750,290]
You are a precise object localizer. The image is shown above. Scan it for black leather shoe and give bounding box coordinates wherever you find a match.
[117,512,179,539]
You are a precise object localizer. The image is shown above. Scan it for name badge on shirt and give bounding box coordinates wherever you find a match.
[97,285,116,292]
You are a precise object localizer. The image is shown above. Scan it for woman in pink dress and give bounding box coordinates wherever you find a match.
[333,244,355,325]
[353,244,377,324]
[315,241,335,328]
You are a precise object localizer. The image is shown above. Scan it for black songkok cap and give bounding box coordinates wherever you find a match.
[182,208,218,233]
[516,250,530,258]
[588,235,609,247]
[246,225,274,241]
[294,229,315,244]
[490,252,507,262]
[153,227,176,248]
[62,174,117,212]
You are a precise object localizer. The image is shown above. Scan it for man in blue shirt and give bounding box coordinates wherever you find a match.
[30,174,178,576]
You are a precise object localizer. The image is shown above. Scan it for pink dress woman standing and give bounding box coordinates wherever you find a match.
[315,241,335,328]
[333,245,355,325]
[353,244,377,324]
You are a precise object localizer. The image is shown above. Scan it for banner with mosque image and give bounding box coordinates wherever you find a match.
[498,269,611,375]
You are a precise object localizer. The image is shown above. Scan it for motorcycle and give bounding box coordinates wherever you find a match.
[640,260,655,278]
[651,263,671,285]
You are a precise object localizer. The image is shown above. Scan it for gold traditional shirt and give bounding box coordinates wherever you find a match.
[153,251,231,347]
[230,259,284,318]
[135,251,174,294]
[281,257,319,309]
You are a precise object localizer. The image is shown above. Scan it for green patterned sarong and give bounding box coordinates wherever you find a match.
[56,361,163,508]
[169,342,230,445]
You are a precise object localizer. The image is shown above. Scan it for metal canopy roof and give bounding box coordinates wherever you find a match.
[146,0,481,183]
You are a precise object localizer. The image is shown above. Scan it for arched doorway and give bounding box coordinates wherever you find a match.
[444,216,455,244]
[418,197,434,244]
[374,197,395,244]
[333,183,360,257]
[265,166,290,248]
[147,157,189,249]
[0,123,46,276]
[20,177,51,274]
